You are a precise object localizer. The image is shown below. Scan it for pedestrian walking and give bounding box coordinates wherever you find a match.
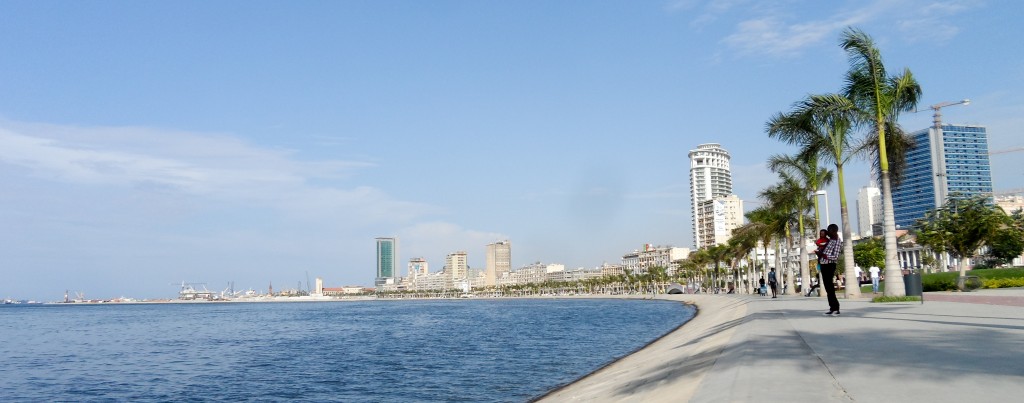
[768,268,778,298]
[815,224,842,316]
[870,265,881,293]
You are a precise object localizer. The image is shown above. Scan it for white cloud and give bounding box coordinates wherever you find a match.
[721,13,865,58]
[714,0,980,58]
[0,122,374,195]
[0,119,437,225]
[896,0,976,43]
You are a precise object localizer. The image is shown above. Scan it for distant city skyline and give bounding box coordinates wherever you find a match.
[2,1,1023,301]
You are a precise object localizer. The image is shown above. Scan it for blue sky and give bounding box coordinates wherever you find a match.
[2,0,1022,301]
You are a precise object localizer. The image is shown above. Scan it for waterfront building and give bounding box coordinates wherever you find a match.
[694,194,744,247]
[689,143,735,249]
[444,251,469,288]
[376,237,398,288]
[314,277,324,296]
[597,262,625,277]
[548,267,605,283]
[322,286,368,296]
[857,183,882,237]
[497,262,565,287]
[408,257,429,279]
[893,124,993,228]
[409,271,450,291]
[621,244,690,276]
[467,268,487,289]
[484,240,511,287]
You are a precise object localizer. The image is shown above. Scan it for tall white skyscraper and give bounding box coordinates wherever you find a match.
[484,240,511,287]
[689,143,734,249]
[857,183,882,237]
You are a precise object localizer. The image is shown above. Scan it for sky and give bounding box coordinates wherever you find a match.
[2,0,1022,301]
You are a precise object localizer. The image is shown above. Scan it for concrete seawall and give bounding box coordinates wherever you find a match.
[540,290,1024,402]
[539,295,748,402]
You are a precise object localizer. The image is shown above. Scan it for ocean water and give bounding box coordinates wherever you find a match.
[0,298,694,402]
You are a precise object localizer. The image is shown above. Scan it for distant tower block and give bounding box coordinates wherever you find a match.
[688,143,735,249]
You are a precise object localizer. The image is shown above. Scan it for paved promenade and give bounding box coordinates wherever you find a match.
[539,288,1024,402]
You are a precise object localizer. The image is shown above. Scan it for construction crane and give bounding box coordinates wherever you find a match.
[989,147,1024,156]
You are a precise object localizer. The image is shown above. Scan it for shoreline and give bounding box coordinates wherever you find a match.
[536,295,748,402]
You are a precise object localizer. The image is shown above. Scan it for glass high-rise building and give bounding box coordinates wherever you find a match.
[893,124,992,228]
[689,143,734,249]
[376,237,398,287]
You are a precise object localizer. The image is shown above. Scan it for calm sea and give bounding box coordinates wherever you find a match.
[0,298,694,402]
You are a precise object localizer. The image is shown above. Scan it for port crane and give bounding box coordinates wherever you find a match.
[175,282,215,300]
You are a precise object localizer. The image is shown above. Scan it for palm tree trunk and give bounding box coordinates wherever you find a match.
[837,166,860,299]
[785,234,796,295]
[798,215,810,298]
[880,171,906,296]
[761,242,769,293]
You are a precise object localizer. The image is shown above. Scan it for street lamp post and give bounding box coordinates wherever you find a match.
[813,190,830,228]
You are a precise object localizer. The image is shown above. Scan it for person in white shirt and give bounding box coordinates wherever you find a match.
[869,266,881,293]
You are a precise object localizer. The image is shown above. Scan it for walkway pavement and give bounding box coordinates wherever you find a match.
[538,288,1024,402]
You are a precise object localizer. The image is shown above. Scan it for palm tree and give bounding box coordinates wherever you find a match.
[840,27,923,296]
[728,228,759,293]
[686,249,711,292]
[767,153,834,296]
[705,243,732,293]
[767,93,863,298]
[737,206,786,292]
[760,171,821,295]
[649,266,669,294]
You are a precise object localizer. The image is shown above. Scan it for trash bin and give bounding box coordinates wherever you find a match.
[903,272,922,296]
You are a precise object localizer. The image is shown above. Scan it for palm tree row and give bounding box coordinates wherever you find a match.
[759,27,921,297]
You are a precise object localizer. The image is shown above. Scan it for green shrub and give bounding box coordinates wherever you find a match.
[872,295,922,303]
[919,267,1024,291]
[982,278,1024,289]
[921,272,959,291]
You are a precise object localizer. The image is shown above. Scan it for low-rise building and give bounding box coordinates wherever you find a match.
[621,244,690,275]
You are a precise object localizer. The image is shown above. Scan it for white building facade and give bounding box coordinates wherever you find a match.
[689,143,735,249]
[857,183,882,237]
[695,195,744,247]
[621,244,691,276]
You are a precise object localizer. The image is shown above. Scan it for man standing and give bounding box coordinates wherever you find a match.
[768,268,779,298]
[816,224,842,315]
[869,265,881,293]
